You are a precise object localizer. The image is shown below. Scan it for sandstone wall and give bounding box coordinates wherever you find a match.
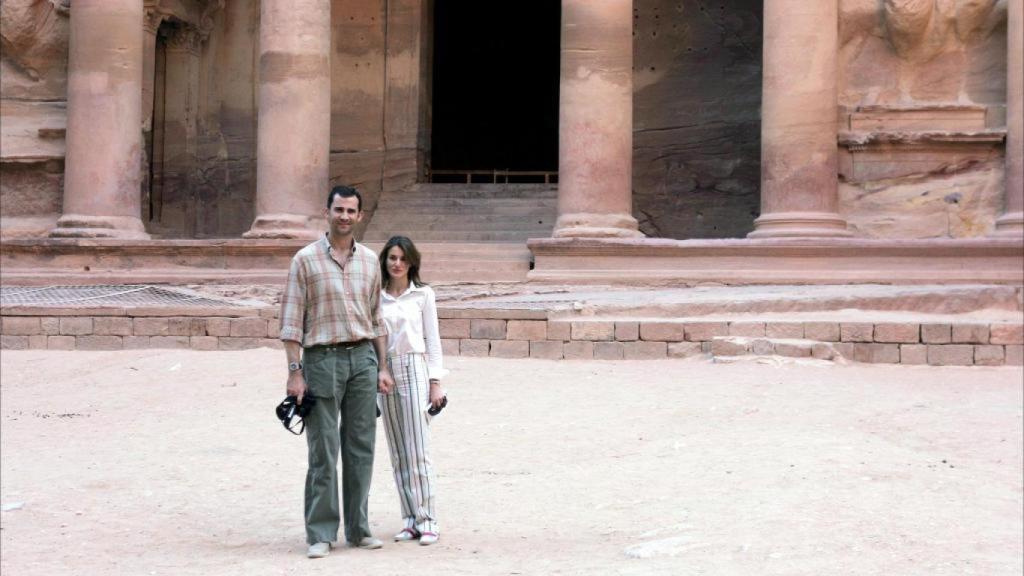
[632,0,763,239]
[329,0,429,238]
[191,0,260,238]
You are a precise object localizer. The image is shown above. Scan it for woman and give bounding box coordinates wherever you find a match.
[378,235,446,546]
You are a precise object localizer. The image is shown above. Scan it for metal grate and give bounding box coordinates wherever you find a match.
[0,285,247,308]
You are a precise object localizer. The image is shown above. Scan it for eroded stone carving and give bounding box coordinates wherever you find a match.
[884,0,1003,60]
[144,8,166,35]
[0,0,68,93]
[165,25,202,55]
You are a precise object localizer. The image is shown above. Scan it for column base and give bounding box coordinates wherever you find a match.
[552,212,644,239]
[49,215,150,239]
[243,213,324,240]
[992,211,1024,237]
[748,211,853,239]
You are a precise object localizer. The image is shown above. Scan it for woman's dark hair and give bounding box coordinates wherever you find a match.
[379,235,425,289]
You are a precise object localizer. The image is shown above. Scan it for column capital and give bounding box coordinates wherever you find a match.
[165,25,202,55]
[143,4,164,34]
[198,0,226,40]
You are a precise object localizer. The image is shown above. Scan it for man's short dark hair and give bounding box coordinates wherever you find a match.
[327,185,362,211]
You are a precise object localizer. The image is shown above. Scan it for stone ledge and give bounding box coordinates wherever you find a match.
[527,237,1024,285]
[707,336,1020,366]
[0,239,535,285]
[438,308,547,320]
[0,305,268,318]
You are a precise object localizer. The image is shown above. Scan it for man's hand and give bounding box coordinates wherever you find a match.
[287,371,307,403]
[378,368,395,394]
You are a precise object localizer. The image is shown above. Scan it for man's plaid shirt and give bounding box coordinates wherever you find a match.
[279,235,388,347]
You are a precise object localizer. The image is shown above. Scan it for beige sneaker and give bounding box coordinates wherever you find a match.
[307,542,332,559]
[355,536,383,549]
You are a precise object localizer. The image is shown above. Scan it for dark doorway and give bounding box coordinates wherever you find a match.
[430,1,560,183]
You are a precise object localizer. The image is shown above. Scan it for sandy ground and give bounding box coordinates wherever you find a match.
[1,350,1021,576]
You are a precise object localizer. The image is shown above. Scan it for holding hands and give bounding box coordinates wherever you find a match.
[378,368,395,394]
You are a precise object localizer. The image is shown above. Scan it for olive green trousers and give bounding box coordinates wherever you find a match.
[302,341,379,545]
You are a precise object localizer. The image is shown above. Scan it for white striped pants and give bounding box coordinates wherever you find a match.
[380,353,438,534]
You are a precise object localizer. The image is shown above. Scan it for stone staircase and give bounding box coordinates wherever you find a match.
[361,183,558,282]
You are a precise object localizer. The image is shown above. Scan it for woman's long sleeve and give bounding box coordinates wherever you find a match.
[421,287,448,381]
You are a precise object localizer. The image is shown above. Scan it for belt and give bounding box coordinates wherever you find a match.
[309,340,368,351]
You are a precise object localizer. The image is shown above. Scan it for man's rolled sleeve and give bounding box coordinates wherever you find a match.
[279,256,307,344]
[368,267,389,339]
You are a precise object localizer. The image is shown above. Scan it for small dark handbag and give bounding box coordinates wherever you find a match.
[428,395,448,416]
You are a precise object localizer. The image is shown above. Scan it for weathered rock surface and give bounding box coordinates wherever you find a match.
[0,0,69,100]
[632,0,762,239]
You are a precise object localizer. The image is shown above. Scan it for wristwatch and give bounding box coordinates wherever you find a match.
[288,361,303,372]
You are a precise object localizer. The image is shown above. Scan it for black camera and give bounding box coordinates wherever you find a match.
[275,395,317,435]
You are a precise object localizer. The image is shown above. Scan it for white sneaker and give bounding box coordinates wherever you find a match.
[307,542,332,558]
[355,536,383,549]
[419,531,439,546]
[394,528,420,542]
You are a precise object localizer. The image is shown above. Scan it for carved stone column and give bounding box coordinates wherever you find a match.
[552,0,642,238]
[51,0,149,239]
[141,6,164,224]
[142,5,163,134]
[244,0,332,239]
[995,0,1023,236]
[748,0,851,238]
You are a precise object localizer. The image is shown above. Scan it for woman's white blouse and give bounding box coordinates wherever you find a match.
[381,284,447,381]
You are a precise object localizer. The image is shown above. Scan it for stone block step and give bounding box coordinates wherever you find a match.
[705,331,1023,365]
[516,285,1023,317]
[710,336,839,361]
[372,200,557,212]
[362,242,532,282]
[375,196,557,207]
[376,242,528,254]
[364,227,552,240]
[364,231,548,242]
[422,267,529,283]
[399,183,557,199]
[377,196,556,206]
[367,214,555,227]
[364,183,557,245]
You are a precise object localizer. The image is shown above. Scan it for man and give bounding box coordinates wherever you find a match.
[279,185,396,559]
